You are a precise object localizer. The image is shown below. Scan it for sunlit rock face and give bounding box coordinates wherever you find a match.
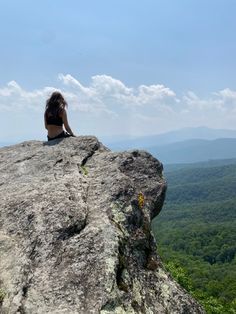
[0,137,204,314]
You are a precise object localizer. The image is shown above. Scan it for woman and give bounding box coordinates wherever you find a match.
[44,91,75,141]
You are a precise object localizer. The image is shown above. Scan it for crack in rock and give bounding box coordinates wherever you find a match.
[57,220,87,241]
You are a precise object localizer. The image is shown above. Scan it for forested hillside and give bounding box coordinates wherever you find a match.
[152,160,236,314]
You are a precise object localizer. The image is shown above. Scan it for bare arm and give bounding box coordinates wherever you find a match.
[44,113,48,130]
[61,109,75,136]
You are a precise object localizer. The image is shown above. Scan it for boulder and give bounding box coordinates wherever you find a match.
[0,136,204,313]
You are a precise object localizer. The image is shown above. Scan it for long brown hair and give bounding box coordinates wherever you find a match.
[45,91,68,118]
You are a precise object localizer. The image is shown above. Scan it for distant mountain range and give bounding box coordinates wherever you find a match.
[104,127,236,150]
[103,127,236,164]
[148,138,236,164]
[164,157,236,172]
[0,142,14,148]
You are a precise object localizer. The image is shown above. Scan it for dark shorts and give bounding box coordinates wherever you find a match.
[47,131,72,141]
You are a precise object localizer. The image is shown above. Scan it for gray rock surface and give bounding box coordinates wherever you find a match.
[0,136,204,314]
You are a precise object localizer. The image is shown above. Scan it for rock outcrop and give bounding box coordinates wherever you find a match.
[0,136,204,314]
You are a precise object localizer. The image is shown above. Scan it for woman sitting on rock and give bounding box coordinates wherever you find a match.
[44,91,76,141]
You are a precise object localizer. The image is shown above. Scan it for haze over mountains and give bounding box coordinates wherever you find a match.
[147,138,236,164]
[104,127,236,149]
[103,127,236,164]
[2,127,236,164]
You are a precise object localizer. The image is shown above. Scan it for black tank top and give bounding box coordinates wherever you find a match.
[46,114,63,126]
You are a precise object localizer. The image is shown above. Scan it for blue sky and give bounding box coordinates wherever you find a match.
[1,0,236,142]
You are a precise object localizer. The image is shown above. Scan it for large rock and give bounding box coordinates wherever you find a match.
[0,136,204,314]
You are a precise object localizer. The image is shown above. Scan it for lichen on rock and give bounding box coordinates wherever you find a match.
[0,136,204,313]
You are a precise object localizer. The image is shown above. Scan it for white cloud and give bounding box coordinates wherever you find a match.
[0,74,180,114]
[137,84,176,104]
[1,73,236,137]
[91,75,133,96]
[58,74,176,109]
[0,81,57,112]
[58,74,94,97]
[217,88,236,100]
